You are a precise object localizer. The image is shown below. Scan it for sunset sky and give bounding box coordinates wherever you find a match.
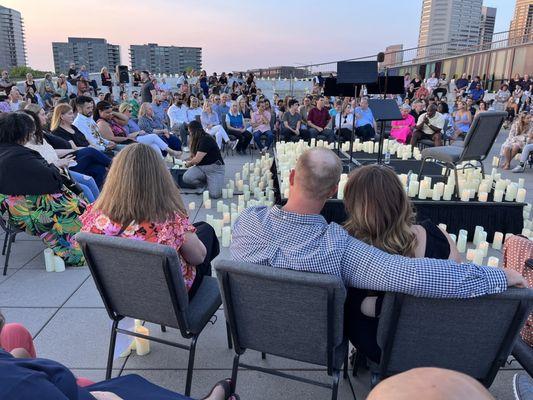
[3,0,514,72]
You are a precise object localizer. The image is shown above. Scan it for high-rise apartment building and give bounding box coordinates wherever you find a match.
[383,44,404,67]
[0,5,27,70]
[129,43,202,74]
[52,37,121,74]
[480,6,497,46]
[417,0,483,59]
[509,0,533,45]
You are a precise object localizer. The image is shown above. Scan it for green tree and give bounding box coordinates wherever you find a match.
[9,66,53,79]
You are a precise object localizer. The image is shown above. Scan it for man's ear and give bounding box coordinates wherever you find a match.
[289,169,295,186]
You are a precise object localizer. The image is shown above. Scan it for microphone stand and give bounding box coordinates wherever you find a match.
[376,67,389,164]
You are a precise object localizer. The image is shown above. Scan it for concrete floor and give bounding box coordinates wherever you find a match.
[1,127,531,400]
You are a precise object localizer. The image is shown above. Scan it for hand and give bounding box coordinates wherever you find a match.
[163,130,170,138]
[129,131,140,138]
[55,155,75,168]
[504,269,528,288]
[317,127,324,133]
[90,392,124,400]
[106,142,117,150]
[424,117,430,124]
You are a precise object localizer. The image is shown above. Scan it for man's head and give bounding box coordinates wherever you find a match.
[221,93,228,104]
[141,70,150,81]
[303,97,311,107]
[69,62,76,69]
[257,99,265,111]
[290,148,342,202]
[316,96,325,109]
[75,95,95,117]
[426,103,438,117]
[9,87,21,101]
[288,99,299,112]
[153,95,162,105]
[367,368,494,400]
[360,97,369,109]
[1,70,8,79]
[80,65,86,71]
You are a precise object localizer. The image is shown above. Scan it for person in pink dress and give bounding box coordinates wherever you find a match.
[390,104,416,143]
[80,143,214,297]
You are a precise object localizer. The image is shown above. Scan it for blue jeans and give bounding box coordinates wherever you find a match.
[253,130,274,150]
[160,134,182,152]
[71,147,111,188]
[69,170,100,202]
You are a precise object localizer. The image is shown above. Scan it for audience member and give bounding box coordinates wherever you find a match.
[251,99,274,154]
[410,104,444,147]
[183,120,225,199]
[0,112,86,265]
[0,70,14,94]
[433,73,448,98]
[307,96,335,143]
[455,73,469,96]
[168,95,190,150]
[438,102,455,142]
[452,100,472,141]
[470,83,485,103]
[201,101,232,149]
[8,87,23,111]
[140,70,156,103]
[334,103,354,142]
[354,97,377,141]
[137,102,182,152]
[389,104,415,143]
[501,112,532,170]
[425,72,439,93]
[225,101,252,154]
[73,96,116,152]
[281,99,306,142]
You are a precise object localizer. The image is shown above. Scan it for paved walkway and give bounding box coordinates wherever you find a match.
[1,128,530,400]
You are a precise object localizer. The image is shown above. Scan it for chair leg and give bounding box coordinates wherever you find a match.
[453,165,460,198]
[331,370,340,400]
[261,352,266,359]
[160,325,166,332]
[343,350,349,380]
[3,233,15,276]
[231,354,240,393]
[418,157,427,178]
[226,322,232,349]
[2,230,8,255]
[106,320,119,380]
[479,161,485,179]
[184,335,198,397]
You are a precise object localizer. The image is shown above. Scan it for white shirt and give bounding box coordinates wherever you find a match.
[426,77,439,91]
[177,75,187,85]
[25,140,59,164]
[335,113,354,130]
[167,104,189,127]
[186,107,202,123]
[159,82,171,91]
[73,113,106,150]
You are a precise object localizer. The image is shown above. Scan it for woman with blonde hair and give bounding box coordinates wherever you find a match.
[100,66,113,93]
[137,102,182,153]
[200,101,232,149]
[81,143,219,297]
[501,111,532,170]
[342,164,460,363]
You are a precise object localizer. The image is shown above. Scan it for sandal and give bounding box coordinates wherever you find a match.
[202,379,232,400]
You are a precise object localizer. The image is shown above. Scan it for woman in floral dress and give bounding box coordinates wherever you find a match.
[0,112,86,266]
[80,143,208,294]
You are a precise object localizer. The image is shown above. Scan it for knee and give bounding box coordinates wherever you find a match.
[10,348,32,359]
[2,323,32,341]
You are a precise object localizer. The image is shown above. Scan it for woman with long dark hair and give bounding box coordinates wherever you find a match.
[183,121,225,198]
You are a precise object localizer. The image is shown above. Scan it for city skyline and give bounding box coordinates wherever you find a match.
[0,0,515,73]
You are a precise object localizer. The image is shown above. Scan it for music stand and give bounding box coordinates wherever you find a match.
[368,99,402,164]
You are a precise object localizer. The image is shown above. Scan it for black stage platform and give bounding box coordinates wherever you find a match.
[272,153,524,241]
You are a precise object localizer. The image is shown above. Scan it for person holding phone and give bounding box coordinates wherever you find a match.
[410,103,444,147]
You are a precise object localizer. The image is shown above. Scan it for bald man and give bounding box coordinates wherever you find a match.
[230,148,526,359]
[367,368,494,400]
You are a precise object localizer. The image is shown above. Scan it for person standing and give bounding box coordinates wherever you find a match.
[140,70,156,104]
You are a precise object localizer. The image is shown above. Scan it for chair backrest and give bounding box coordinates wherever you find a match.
[460,111,507,162]
[215,260,346,369]
[376,288,533,386]
[75,232,190,332]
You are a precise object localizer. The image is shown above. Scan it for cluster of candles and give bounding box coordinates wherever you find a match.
[187,155,276,247]
[340,139,422,161]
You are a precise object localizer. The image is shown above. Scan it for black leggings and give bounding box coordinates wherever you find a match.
[227,128,253,152]
[188,222,220,299]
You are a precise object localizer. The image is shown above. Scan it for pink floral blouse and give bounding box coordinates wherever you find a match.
[80,204,197,290]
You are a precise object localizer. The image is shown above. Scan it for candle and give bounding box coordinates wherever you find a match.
[478,192,488,202]
[134,320,150,356]
[228,188,234,198]
[438,223,447,232]
[492,156,499,167]
[223,212,230,224]
[214,219,223,237]
[237,180,244,191]
[449,234,457,243]
[222,189,228,199]
[478,241,489,257]
[487,257,499,267]
[188,202,196,210]
[53,256,65,272]
[408,181,419,198]
[518,178,525,189]
[478,183,489,193]
[505,184,518,201]
[222,227,231,247]
[432,187,442,201]
[217,200,224,213]
[230,212,239,227]
[492,232,503,250]
[457,233,467,253]
[473,249,484,265]
[443,186,453,201]
[466,249,476,261]
[473,225,484,245]
[505,233,514,243]
[460,189,469,202]
[517,188,527,203]
[203,191,210,202]
[244,191,251,201]
[44,248,55,272]
[522,228,531,237]
[337,180,347,200]
[206,214,214,226]
[419,185,428,200]
[493,190,504,202]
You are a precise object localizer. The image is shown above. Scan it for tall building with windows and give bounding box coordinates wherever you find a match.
[383,44,404,67]
[417,0,483,59]
[129,43,202,74]
[52,37,121,74]
[480,6,497,46]
[509,0,533,45]
[0,5,27,70]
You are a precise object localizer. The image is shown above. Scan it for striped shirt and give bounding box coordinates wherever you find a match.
[230,206,507,298]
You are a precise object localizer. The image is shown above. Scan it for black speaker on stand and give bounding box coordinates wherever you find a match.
[118,65,130,84]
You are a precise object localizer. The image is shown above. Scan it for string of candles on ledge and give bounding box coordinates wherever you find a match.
[187,155,276,247]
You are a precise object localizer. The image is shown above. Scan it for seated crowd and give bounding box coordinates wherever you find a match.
[0,66,532,399]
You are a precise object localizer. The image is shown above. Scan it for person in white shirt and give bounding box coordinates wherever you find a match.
[425,72,439,94]
[167,96,190,151]
[176,71,188,87]
[410,104,445,147]
[335,103,354,142]
[72,95,116,152]
[158,77,171,92]
[186,97,203,124]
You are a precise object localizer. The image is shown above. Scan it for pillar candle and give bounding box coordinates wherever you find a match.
[237,180,244,191]
[44,248,55,272]
[216,200,224,213]
[214,219,223,237]
[466,248,476,261]
[460,189,469,202]
[449,233,457,243]
[244,191,250,201]
[473,225,483,244]
[188,202,196,210]
[337,180,347,200]
[518,178,525,189]
[517,188,527,203]
[222,212,230,224]
[222,204,230,213]
[222,189,228,199]
[492,156,499,167]
[134,320,150,356]
[443,185,453,201]
[230,212,239,227]
[438,223,447,232]
[408,181,419,198]
[505,184,518,201]
[203,191,210,202]
[222,227,231,247]
[204,199,211,209]
[478,241,489,257]
[473,249,484,265]
[478,183,489,193]
[493,189,504,202]
[478,192,488,202]
[505,233,514,243]
[492,232,503,250]
[457,233,467,253]
[227,188,234,198]
[283,188,290,199]
[487,257,499,267]
[419,185,428,200]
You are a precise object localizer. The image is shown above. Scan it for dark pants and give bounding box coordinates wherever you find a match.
[410,129,442,147]
[88,80,98,95]
[160,134,182,151]
[355,124,375,141]
[344,288,382,363]
[338,128,353,142]
[188,222,220,300]
[253,130,274,150]
[71,147,112,188]
[433,88,447,99]
[308,128,335,143]
[228,128,253,152]
[281,128,300,142]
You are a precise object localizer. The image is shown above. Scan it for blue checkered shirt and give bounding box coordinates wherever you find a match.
[230,206,507,298]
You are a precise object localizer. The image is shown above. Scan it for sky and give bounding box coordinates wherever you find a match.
[2,0,515,72]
